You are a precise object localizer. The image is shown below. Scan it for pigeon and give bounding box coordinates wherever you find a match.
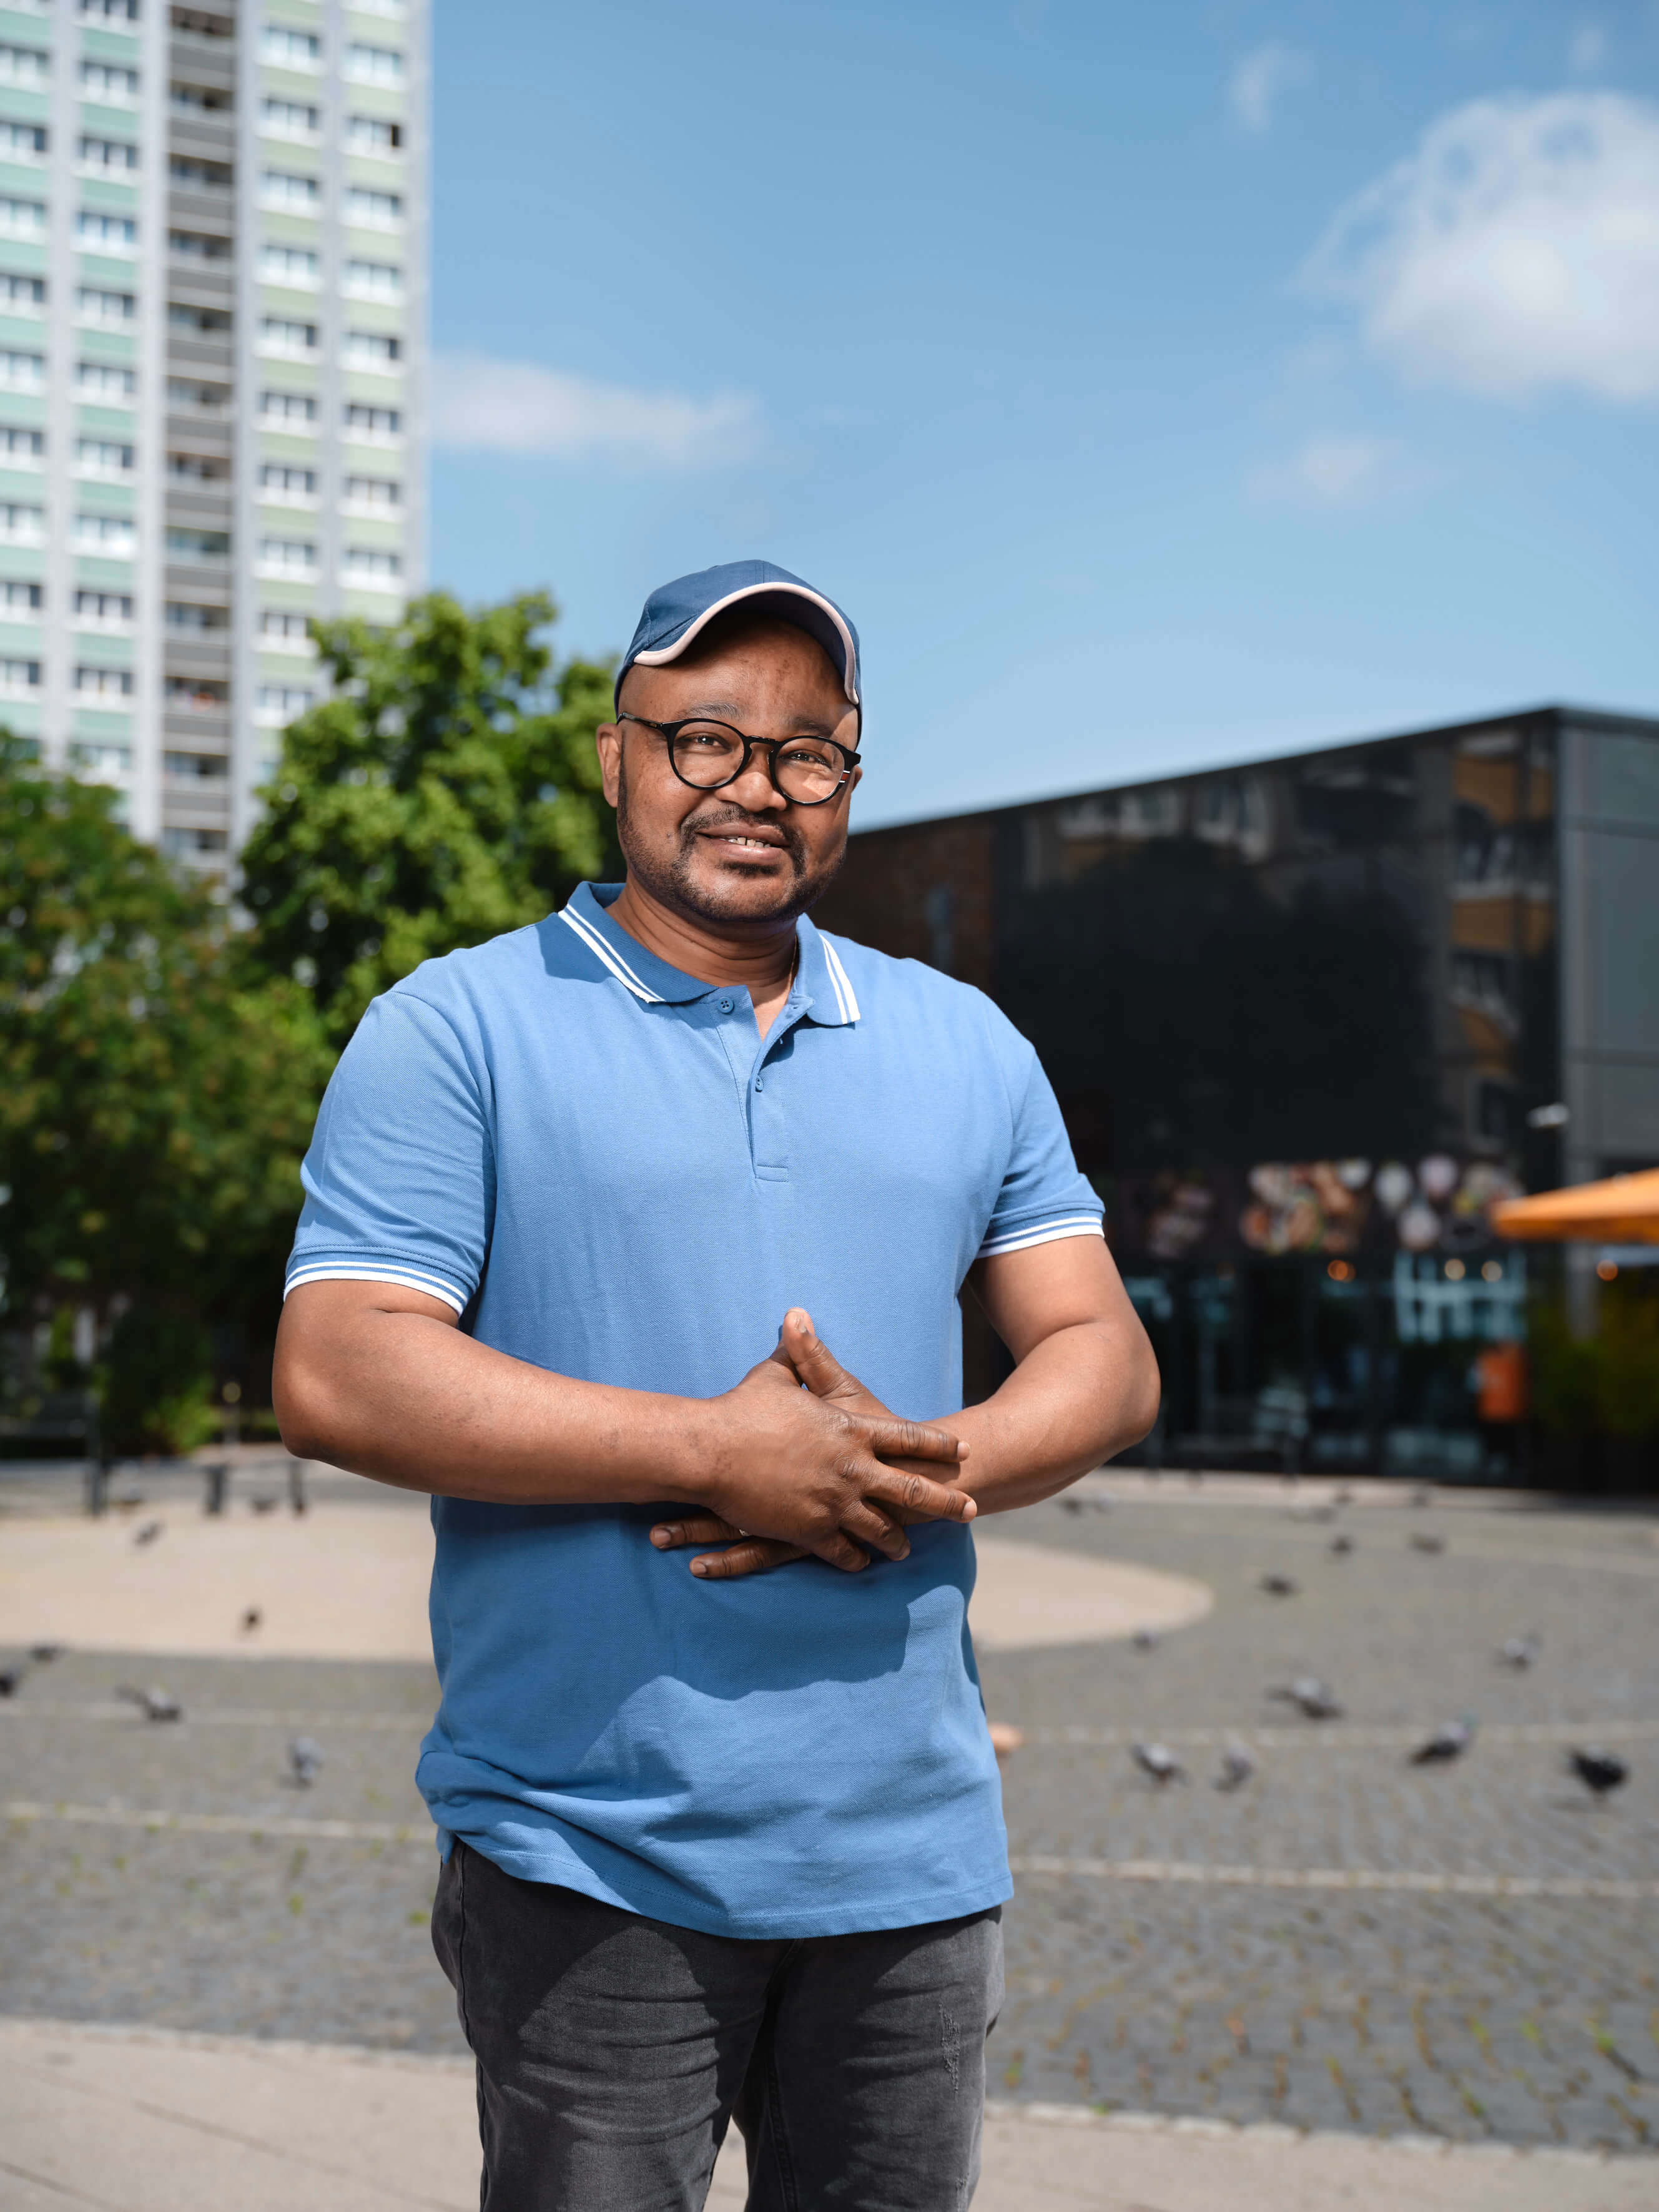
[1260,1573,1299,1598]
[1410,1716,1476,1766]
[0,1664,25,1698]
[287,1736,325,1787]
[1329,1533,1354,1556]
[1411,1486,1433,1508]
[251,1495,279,1515]
[1409,1532,1445,1555]
[1497,1634,1540,1670]
[1334,1487,1355,1507]
[1567,1747,1628,1800]
[27,1643,63,1663]
[1131,1627,1159,1652]
[132,1520,164,1547]
[241,1607,263,1633]
[1214,1742,1257,1792]
[116,1683,182,1723]
[1271,1676,1344,1720]
[1132,1740,1186,1784]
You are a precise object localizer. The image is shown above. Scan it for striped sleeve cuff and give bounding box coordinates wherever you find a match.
[976,1214,1106,1261]
[282,1259,471,1315]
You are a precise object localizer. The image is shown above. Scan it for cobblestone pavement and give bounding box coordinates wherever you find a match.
[2,1482,1657,2153]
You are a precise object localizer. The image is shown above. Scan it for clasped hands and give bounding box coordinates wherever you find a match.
[649,1307,974,1582]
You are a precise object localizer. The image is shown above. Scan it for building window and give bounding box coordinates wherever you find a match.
[343,401,400,440]
[345,41,403,85]
[258,534,315,575]
[166,451,228,482]
[259,243,319,287]
[344,474,400,511]
[344,185,401,229]
[172,7,230,36]
[168,303,231,335]
[260,96,318,139]
[170,80,232,113]
[256,682,313,723]
[165,750,229,778]
[344,329,401,368]
[0,579,42,612]
[165,599,227,629]
[81,60,139,101]
[0,426,42,465]
[74,589,134,626]
[0,503,45,543]
[343,546,400,582]
[78,286,136,325]
[258,462,317,503]
[0,273,45,314]
[259,315,317,357]
[81,0,141,20]
[169,228,231,261]
[260,169,320,214]
[79,136,139,175]
[164,524,229,560]
[345,115,402,156]
[76,513,136,552]
[0,196,44,240]
[76,664,134,699]
[0,124,47,163]
[0,44,50,88]
[0,654,40,692]
[162,827,229,857]
[353,0,406,17]
[259,388,317,425]
[76,437,134,476]
[0,348,43,390]
[259,608,313,651]
[77,210,138,254]
[166,375,227,411]
[343,257,401,301]
[260,25,321,69]
[169,154,233,190]
[165,675,227,710]
[79,362,137,401]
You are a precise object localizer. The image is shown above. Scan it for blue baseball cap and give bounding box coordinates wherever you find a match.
[616,559,860,714]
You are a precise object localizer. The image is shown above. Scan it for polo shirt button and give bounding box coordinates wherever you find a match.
[755,1078,764,1092]
[717,996,734,1013]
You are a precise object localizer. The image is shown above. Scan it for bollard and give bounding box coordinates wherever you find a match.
[203,1461,229,1515]
[288,1456,307,1515]
[85,1457,109,1517]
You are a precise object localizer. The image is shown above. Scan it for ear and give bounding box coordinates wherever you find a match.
[595,721,623,808]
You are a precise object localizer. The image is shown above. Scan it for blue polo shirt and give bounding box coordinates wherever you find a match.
[286,882,1103,1939]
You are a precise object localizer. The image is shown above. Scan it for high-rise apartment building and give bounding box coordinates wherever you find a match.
[0,0,426,861]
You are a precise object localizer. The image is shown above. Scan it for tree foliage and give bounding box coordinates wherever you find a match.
[0,736,329,1327]
[240,591,621,1043]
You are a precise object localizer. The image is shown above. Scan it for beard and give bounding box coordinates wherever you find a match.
[614,754,843,928]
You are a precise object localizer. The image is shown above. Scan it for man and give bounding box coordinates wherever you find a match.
[275,559,1158,2210]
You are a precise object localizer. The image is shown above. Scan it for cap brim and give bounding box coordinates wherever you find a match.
[628,581,859,706]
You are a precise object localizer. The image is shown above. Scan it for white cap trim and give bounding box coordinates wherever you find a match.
[629,581,860,706]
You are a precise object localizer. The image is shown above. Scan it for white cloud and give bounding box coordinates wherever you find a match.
[1247,433,1419,507]
[430,350,763,469]
[1300,91,1659,402]
[1229,44,1312,135]
[1568,21,1608,74]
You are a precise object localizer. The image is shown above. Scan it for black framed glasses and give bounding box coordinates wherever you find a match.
[618,713,860,807]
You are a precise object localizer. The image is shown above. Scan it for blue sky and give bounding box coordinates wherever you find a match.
[430,1,1659,827]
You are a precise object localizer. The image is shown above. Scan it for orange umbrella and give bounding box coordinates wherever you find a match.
[1490,1168,1659,1246]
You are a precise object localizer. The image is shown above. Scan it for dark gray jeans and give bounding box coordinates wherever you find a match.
[432,1840,1003,2211]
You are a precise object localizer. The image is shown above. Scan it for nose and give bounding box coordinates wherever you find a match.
[729,754,788,809]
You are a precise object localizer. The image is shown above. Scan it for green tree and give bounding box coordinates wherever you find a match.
[240,591,621,1043]
[0,737,329,1443]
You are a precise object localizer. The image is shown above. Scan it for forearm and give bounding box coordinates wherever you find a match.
[275,1304,712,1507]
[940,1314,1158,1515]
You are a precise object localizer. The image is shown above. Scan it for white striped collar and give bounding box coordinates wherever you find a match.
[556,885,862,1028]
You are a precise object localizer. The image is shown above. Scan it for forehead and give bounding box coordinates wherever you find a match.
[626,619,848,717]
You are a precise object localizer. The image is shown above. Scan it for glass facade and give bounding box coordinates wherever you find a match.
[815,707,1659,1480]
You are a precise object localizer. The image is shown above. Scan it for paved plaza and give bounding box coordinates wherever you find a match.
[1,1463,1656,2205]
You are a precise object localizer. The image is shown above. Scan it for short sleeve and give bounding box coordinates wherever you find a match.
[977,1039,1105,1261]
[284,990,493,1315]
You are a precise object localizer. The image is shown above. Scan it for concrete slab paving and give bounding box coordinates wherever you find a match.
[0,1495,1211,1660]
[0,2020,1652,2212]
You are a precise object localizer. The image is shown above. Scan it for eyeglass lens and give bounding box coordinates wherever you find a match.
[671,723,847,804]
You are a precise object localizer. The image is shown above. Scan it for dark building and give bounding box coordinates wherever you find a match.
[815,705,1659,1479]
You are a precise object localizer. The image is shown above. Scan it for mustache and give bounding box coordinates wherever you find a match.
[679,805,805,863]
